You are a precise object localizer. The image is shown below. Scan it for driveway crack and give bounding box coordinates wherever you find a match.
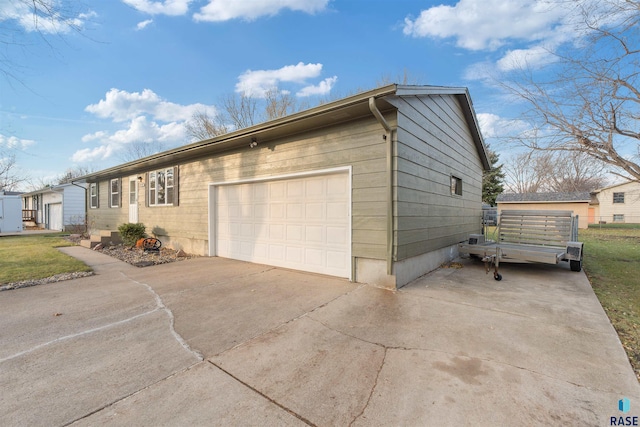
[120,272,204,361]
[64,361,205,426]
[349,347,387,426]
[213,283,367,357]
[207,360,316,426]
[0,309,159,364]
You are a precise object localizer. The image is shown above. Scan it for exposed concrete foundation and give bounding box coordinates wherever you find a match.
[355,258,396,290]
[156,235,209,256]
[355,244,459,290]
[393,244,459,289]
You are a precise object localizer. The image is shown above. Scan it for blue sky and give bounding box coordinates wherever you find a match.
[0,0,599,188]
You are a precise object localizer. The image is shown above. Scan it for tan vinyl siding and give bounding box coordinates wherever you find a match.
[595,182,640,224]
[392,94,483,260]
[88,181,128,231]
[88,116,392,257]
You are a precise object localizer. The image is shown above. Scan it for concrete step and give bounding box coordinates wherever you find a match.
[80,230,122,249]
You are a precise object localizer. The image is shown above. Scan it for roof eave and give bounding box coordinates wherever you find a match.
[79,84,400,182]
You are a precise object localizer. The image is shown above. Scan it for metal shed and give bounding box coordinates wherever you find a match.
[0,192,24,233]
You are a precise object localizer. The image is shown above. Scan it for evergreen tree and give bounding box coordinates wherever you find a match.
[482,147,505,206]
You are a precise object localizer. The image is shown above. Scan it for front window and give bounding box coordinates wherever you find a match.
[613,192,625,204]
[149,167,175,206]
[90,183,98,208]
[110,179,120,208]
[613,214,625,223]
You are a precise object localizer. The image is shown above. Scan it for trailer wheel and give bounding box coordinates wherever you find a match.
[570,247,583,272]
[494,272,502,281]
[570,259,582,272]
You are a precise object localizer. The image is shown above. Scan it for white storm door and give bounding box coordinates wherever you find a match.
[129,177,139,223]
[214,171,351,278]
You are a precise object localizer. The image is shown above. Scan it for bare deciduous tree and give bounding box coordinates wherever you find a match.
[184,110,228,141]
[1,0,93,83]
[184,89,309,141]
[117,141,167,163]
[0,152,27,191]
[264,88,298,121]
[504,150,608,193]
[222,92,259,130]
[502,0,640,182]
[503,151,552,193]
[56,166,96,184]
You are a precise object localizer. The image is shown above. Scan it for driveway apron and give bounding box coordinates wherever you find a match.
[0,247,638,426]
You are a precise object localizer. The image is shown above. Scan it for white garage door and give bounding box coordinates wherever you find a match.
[214,172,350,278]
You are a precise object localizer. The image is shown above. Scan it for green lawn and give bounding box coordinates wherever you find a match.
[0,234,92,284]
[582,225,640,380]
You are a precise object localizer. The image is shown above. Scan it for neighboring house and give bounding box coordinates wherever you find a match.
[21,183,87,231]
[0,190,24,233]
[590,181,640,224]
[496,192,591,229]
[79,84,490,289]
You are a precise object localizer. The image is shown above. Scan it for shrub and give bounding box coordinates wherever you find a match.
[118,223,146,246]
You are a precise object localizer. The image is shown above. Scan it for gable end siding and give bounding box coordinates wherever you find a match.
[393,94,483,260]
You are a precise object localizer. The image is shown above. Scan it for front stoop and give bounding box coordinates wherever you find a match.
[80,230,122,249]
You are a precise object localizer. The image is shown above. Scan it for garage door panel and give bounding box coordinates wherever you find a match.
[327,202,348,220]
[306,203,325,219]
[306,179,324,197]
[286,225,303,241]
[270,182,286,199]
[286,246,303,263]
[270,204,285,219]
[253,182,269,200]
[214,172,350,278]
[327,226,348,245]
[306,225,324,243]
[286,204,303,219]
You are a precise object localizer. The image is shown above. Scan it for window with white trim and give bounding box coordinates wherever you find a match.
[613,214,625,223]
[149,167,175,206]
[90,183,98,209]
[110,179,120,208]
[613,192,625,203]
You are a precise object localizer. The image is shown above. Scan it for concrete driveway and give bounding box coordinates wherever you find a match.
[1,247,638,426]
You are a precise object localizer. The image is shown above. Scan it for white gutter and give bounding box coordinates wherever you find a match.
[368,97,394,275]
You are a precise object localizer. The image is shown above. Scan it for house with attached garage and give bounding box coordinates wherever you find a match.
[77,84,490,289]
[21,183,87,232]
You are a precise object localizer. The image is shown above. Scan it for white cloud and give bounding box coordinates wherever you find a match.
[194,0,330,22]
[0,134,35,150]
[496,46,557,72]
[403,0,566,51]
[236,62,325,97]
[477,113,529,139]
[122,0,192,16]
[404,0,625,78]
[71,145,115,163]
[296,76,337,97]
[75,88,216,162]
[136,19,153,30]
[85,88,215,122]
[0,1,96,34]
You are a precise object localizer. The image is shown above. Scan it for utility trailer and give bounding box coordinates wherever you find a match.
[458,210,584,281]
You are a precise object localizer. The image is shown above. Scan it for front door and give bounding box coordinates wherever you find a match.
[129,177,139,223]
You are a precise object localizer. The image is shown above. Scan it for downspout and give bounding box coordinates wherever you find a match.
[368,97,394,275]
